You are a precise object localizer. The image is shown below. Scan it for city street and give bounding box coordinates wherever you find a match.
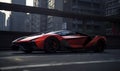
[0,49,120,71]
[0,0,120,71]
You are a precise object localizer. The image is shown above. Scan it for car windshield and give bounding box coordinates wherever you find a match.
[46,30,75,36]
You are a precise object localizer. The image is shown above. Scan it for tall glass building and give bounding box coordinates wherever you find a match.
[63,0,105,35]
[105,0,120,35]
[10,0,27,32]
[0,12,5,31]
[25,0,47,33]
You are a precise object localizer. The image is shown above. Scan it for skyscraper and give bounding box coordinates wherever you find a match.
[105,0,120,35]
[63,0,105,35]
[25,0,47,33]
[105,0,120,16]
[10,0,27,32]
[0,12,5,30]
[47,0,64,32]
[26,0,64,33]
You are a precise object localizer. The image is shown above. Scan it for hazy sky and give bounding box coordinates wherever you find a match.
[0,0,11,3]
[0,0,33,5]
[26,0,33,6]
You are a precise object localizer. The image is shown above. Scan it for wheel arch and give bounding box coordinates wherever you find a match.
[43,35,61,53]
[97,38,106,48]
[85,36,106,48]
[44,35,63,43]
[34,34,62,49]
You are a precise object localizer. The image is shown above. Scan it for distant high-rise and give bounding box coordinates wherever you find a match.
[105,0,120,35]
[105,0,120,16]
[43,0,106,35]
[10,0,27,32]
[25,0,64,33]
[25,0,47,33]
[0,12,5,31]
[6,0,119,35]
[36,0,47,33]
[63,0,105,35]
[47,0,64,32]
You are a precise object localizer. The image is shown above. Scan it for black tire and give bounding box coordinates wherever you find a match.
[44,37,60,53]
[93,40,106,53]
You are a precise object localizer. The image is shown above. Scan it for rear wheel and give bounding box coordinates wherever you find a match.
[93,40,106,53]
[44,37,60,53]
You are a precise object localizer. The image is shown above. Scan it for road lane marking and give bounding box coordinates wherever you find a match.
[0,59,120,70]
[0,56,46,59]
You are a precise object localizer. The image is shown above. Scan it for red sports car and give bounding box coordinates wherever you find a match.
[11,30,106,53]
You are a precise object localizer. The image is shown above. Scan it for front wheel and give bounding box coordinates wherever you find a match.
[93,40,106,53]
[44,37,60,53]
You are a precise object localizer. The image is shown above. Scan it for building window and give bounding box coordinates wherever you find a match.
[48,0,55,9]
[94,25,100,30]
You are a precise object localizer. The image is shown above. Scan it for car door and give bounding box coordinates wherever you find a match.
[62,35,88,48]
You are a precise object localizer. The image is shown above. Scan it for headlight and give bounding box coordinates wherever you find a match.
[12,36,27,43]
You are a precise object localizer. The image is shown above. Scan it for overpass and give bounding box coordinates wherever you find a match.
[0,2,120,23]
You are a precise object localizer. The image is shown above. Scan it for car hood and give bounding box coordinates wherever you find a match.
[19,34,45,42]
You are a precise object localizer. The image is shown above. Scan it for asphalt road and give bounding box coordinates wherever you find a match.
[0,49,120,71]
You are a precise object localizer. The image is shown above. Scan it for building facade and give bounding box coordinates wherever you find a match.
[25,0,64,33]
[43,0,106,35]
[105,0,120,16]
[63,0,105,35]
[47,0,64,32]
[3,0,118,35]
[10,0,27,32]
[105,0,120,35]
[25,0,47,33]
[0,12,5,31]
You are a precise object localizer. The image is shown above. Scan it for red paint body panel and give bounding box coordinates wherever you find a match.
[62,36,88,48]
[85,36,106,48]
[34,34,63,49]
